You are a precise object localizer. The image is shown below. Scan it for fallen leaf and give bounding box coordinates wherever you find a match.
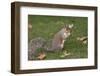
[28,24,32,29]
[37,53,46,60]
[80,36,87,41]
[60,55,65,58]
[60,51,71,58]
[77,36,87,41]
[83,40,87,44]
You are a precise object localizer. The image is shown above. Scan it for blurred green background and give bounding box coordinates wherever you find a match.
[28,15,88,60]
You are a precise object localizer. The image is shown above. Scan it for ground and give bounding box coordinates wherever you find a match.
[28,15,88,60]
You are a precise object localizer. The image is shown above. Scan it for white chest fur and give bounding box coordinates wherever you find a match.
[60,32,70,48]
[64,32,70,38]
[61,40,65,48]
[63,32,70,39]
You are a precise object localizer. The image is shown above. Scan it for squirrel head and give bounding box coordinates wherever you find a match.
[64,24,74,32]
[61,24,74,39]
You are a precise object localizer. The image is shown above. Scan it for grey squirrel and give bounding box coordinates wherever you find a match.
[28,24,74,60]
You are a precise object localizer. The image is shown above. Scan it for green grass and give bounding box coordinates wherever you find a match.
[28,15,88,60]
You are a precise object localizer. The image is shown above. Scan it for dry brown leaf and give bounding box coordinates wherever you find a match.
[60,51,71,58]
[28,24,32,29]
[37,53,46,60]
[83,40,87,44]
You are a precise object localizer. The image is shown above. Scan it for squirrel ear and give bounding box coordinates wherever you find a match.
[64,24,69,31]
[64,24,68,28]
[68,24,74,28]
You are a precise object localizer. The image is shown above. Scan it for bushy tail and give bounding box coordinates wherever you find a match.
[28,37,46,60]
